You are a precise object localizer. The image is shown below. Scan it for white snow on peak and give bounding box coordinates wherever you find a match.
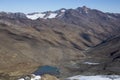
[26,13,45,20]
[67,75,120,80]
[25,9,67,20]
[26,12,58,20]
[47,13,57,19]
[61,10,66,13]
[83,62,100,65]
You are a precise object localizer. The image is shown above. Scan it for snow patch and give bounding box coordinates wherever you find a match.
[83,62,100,65]
[26,13,45,20]
[57,13,64,17]
[47,13,57,18]
[26,13,58,20]
[18,74,41,80]
[107,15,116,20]
[67,75,120,80]
[31,76,41,80]
[61,10,66,12]
[18,78,24,80]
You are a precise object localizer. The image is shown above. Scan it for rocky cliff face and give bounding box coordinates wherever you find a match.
[0,6,120,79]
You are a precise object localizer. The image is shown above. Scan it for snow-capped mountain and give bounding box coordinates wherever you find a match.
[26,8,66,20]
[25,6,92,20]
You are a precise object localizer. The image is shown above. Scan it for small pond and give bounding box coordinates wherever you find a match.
[33,65,60,76]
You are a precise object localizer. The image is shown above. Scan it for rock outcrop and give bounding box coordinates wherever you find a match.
[41,74,59,80]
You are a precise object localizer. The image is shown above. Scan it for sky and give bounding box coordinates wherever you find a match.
[0,0,120,13]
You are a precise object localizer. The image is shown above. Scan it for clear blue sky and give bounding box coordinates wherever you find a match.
[0,0,120,13]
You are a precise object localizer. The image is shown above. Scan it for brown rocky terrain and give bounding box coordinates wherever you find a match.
[64,35,120,77]
[0,6,120,79]
[41,74,59,80]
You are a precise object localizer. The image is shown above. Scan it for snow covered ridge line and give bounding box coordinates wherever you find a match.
[26,13,58,20]
[26,13,46,20]
[26,9,66,20]
[66,75,120,80]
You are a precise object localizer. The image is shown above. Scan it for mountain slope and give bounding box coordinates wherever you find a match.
[85,35,120,74]
[63,35,120,77]
[0,6,120,79]
[0,15,86,78]
[26,6,120,46]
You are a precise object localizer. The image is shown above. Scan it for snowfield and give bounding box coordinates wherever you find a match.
[18,74,120,80]
[25,9,66,20]
[47,13,57,18]
[26,13,46,20]
[66,75,120,80]
[26,13,57,20]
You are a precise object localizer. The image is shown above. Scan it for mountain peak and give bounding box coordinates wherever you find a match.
[59,8,66,12]
[76,6,90,14]
[82,6,88,9]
